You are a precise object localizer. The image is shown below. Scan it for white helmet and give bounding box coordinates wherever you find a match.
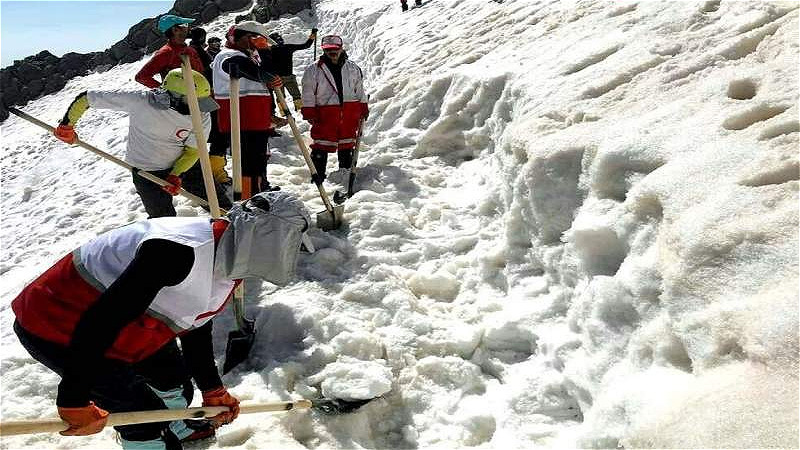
[235,21,269,37]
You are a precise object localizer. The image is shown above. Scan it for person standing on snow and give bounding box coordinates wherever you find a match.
[189,27,214,82]
[135,15,204,88]
[136,16,232,209]
[53,69,217,218]
[300,35,368,184]
[11,191,311,450]
[182,26,233,210]
[211,21,284,196]
[207,37,222,59]
[268,29,317,111]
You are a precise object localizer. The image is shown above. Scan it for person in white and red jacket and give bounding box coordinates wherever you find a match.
[12,192,310,450]
[211,21,284,196]
[300,35,368,184]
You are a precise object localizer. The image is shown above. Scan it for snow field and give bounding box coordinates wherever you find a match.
[1,0,798,449]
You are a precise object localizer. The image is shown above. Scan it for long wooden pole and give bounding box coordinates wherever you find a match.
[227,69,248,334]
[272,89,336,214]
[7,107,212,208]
[230,74,243,199]
[0,400,312,436]
[179,56,221,218]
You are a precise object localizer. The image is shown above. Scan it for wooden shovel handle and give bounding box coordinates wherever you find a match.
[0,400,312,436]
[6,107,214,209]
[272,89,336,214]
[179,55,222,219]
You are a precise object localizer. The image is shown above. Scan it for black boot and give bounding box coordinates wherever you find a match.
[415,0,421,5]
[401,1,408,11]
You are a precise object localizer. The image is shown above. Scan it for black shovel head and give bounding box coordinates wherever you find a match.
[222,325,255,374]
[311,397,375,415]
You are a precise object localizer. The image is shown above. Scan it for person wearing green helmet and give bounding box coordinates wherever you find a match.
[54,69,218,218]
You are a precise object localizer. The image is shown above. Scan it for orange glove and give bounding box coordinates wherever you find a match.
[54,124,77,144]
[162,174,182,196]
[202,387,240,427]
[268,76,283,89]
[58,402,109,436]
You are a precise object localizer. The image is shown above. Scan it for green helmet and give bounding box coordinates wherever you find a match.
[162,68,212,98]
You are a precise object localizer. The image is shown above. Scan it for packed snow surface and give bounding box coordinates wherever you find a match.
[1,0,798,448]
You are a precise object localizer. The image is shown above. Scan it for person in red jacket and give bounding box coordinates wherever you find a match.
[135,15,204,89]
[300,35,368,184]
[12,192,310,450]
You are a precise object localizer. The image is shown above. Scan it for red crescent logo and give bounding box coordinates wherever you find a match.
[176,128,190,139]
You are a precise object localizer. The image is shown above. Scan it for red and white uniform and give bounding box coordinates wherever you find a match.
[211,47,273,133]
[12,218,236,363]
[301,59,368,152]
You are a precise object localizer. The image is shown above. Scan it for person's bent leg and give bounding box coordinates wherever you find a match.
[131,168,176,218]
[14,321,177,449]
[131,340,204,443]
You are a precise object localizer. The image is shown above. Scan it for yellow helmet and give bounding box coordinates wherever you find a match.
[162,69,212,98]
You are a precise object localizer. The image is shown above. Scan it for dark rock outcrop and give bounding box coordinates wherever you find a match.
[1,0,312,122]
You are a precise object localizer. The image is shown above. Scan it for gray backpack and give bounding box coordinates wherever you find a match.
[214,191,311,285]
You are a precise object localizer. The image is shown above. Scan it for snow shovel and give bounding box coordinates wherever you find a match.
[180,55,222,219]
[273,88,343,231]
[221,68,257,374]
[0,397,376,436]
[333,117,365,205]
[6,107,215,209]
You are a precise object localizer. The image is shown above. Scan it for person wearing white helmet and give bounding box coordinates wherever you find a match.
[54,69,217,218]
[211,21,284,196]
[12,191,311,449]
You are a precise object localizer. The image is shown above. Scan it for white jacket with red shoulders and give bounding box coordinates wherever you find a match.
[301,58,368,152]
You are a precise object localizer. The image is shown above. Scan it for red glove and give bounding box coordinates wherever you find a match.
[162,174,182,196]
[268,76,283,89]
[54,124,77,144]
[202,387,240,427]
[58,402,109,436]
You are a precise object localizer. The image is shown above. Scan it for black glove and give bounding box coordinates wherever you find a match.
[311,173,325,184]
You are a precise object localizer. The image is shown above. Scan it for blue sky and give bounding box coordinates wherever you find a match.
[1,1,173,67]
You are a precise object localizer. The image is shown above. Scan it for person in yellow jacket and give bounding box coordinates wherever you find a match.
[54,69,218,218]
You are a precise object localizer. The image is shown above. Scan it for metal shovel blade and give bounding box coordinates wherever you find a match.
[222,318,256,374]
[311,397,375,415]
[316,204,344,231]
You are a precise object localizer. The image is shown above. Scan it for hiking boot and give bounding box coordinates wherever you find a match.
[260,179,282,192]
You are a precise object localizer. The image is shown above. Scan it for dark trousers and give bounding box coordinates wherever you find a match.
[310,148,353,180]
[180,166,233,210]
[207,110,226,157]
[132,168,175,218]
[214,131,270,178]
[278,76,302,101]
[211,131,274,196]
[14,321,192,444]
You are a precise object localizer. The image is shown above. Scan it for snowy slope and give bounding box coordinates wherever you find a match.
[1,0,798,449]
